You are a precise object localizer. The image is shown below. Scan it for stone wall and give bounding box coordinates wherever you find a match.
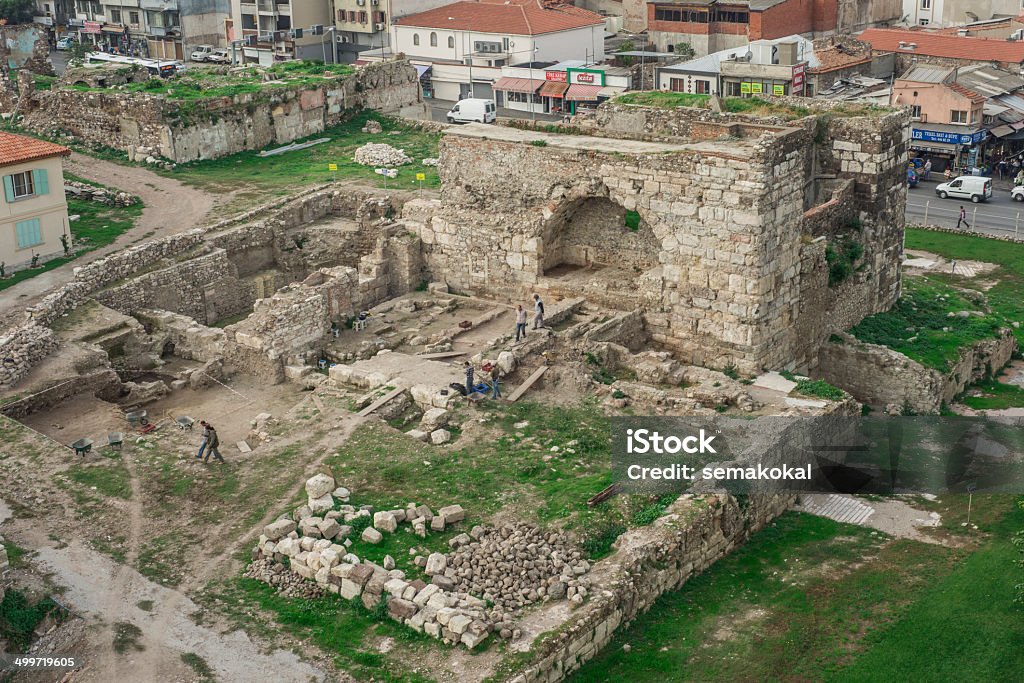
[816,330,1019,413]
[407,100,907,374]
[0,368,120,420]
[19,60,423,163]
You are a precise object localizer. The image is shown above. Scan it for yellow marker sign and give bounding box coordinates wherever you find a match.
[773,84,785,96]
[415,173,426,181]
[329,163,338,171]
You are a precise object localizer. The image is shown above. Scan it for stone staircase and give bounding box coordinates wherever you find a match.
[796,493,875,525]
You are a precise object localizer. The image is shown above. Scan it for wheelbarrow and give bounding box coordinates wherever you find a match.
[71,438,93,457]
[175,416,195,431]
[125,410,149,427]
[108,432,124,450]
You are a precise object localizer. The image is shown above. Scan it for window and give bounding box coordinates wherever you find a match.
[910,105,921,118]
[130,11,139,24]
[348,11,356,22]
[242,14,256,29]
[448,36,454,48]
[919,18,929,25]
[694,79,710,94]
[506,91,542,104]
[358,11,367,23]
[669,77,686,92]
[430,32,437,47]
[110,8,121,22]
[921,0,931,7]
[413,33,419,46]
[711,9,748,23]
[15,219,42,250]
[654,6,708,22]
[951,109,968,123]
[725,81,742,96]
[5,171,35,200]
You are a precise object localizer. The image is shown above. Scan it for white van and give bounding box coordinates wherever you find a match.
[190,45,214,62]
[446,98,496,124]
[935,176,993,203]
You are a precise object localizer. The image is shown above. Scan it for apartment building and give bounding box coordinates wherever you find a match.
[62,1,228,59]
[902,0,1022,28]
[229,0,333,64]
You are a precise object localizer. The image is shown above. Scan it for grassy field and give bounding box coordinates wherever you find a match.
[0,190,142,292]
[612,92,885,120]
[961,376,1024,410]
[570,496,1024,683]
[163,111,440,212]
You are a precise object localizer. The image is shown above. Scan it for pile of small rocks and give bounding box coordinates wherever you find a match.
[64,180,139,207]
[244,558,325,599]
[354,143,412,167]
[443,523,591,611]
[361,120,383,134]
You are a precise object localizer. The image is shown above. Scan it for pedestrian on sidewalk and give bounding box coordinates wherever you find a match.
[464,360,474,395]
[515,304,527,342]
[956,205,969,230]
[203,423,224,463]
[533,294,545,330]
[923,159,932,181]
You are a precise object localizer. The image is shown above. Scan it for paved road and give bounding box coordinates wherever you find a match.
[426,97,562,124]
[907,179,1024,239]
[50,49,69,75]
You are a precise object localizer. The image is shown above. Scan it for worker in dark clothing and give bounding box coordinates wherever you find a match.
[203,423,224,463]
[464,361,474,395]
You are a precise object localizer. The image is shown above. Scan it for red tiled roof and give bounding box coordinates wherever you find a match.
[947,82,986,104]
[394,0,604,35]
[0,132,70,168]
[858,28,1024,64]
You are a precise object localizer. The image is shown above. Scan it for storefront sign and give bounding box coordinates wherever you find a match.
[83,21,102,34]
[911,128,986,146]
[773,84,785,96]
[740,82,762,94]
[791,62,806,94]
[567,68,605,87]
[544,70,567,82]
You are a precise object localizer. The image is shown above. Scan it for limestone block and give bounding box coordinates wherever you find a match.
[424,552,447,576]
[438,504,465,523]
[263,519,296,541]
[374,511,398,533]
[308,493,335,515]
[361,527,383,544]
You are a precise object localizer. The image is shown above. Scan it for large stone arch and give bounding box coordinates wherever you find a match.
[536,185,661,278]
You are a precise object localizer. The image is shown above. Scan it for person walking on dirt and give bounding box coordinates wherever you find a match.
[203,423,224,463]
[196,420,210,460]
[515,304,527,342]
[533,294,545,330]
[464,361,475,395]
[956,205,969,230]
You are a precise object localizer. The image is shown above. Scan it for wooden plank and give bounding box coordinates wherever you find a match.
[587,483,621,508]
[507,366,548,403]
[417,351,468,359]
[358,386,406,417]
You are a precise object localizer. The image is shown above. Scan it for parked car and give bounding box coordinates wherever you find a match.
[56,36,77,51]
[207,48,230,64]
[190,45,214,62]
[934,175,993,203]
[1012,185,1024,202]
[446,98,496,124]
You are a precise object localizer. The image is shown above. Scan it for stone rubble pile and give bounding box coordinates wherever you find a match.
[443,523,591,611]
[249,474,591,649]
[64,180,139,207]
[354,143,412,167]
[361,120,383,134]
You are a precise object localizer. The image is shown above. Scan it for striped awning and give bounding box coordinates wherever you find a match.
[564,84,603,101]
[539,81,569,98]
[492,77,544,94]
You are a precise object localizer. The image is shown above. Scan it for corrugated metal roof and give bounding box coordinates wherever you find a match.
[956,64,1024,98]
[900,65,954,83]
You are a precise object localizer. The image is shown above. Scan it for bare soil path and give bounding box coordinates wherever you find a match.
[0,154,215,321]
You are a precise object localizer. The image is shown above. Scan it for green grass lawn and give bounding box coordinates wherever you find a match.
[904,228,1024,349]
[849,276,1008,371]
[961,377,1024,410]
[0,194,143,292]
[570,497,1024,683]
[163,110,440,209]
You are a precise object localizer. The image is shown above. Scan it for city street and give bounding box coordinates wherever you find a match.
[906,178,1024,239]
[426,97,562,124]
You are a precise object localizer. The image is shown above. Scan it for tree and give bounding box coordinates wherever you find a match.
[674,42,696,60]
[617,40,635,66]
[0,0,35,24]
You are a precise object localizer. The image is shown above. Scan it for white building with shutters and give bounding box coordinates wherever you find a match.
[0,133,72,274]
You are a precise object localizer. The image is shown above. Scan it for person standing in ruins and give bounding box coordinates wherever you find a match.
[490,363,502,399]
[464,361,475,395]
[515,304,527,342]
[533,294,545,330]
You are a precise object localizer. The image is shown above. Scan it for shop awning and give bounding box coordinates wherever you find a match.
[990,124,1015,138]
[414,64,431,79]
[565,84,603,101]
[101,24,125,34]
[597,86,625,98]
[492,77,544,93]
[910,141,959,153]
[539,81,569,98]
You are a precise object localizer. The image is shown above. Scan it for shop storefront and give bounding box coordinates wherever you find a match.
[492,76,545,113]
[910,126,987,174]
